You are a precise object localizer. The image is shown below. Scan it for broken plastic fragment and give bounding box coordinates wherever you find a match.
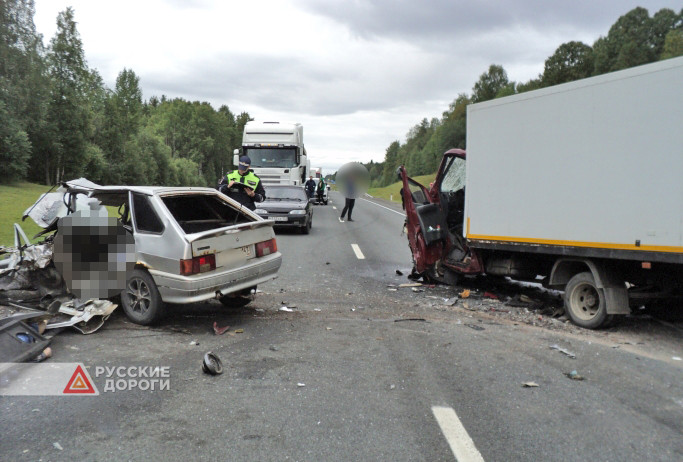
[459,289,471,298]
[565,370,585,380]
[213,322,230,335]
[279,307,294,312]
[522,382,539,388]
[550,344,577,359]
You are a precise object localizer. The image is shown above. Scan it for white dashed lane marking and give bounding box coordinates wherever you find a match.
[351,244,365,260]
[359,198,404,216]
[432,406,485,462]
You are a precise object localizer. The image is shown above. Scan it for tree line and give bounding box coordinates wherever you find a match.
[2,4,681,188]
[366,6,682,187]
[1,1,249,186]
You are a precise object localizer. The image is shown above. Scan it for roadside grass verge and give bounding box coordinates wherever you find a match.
[0,182,51,247]
[367,173,437,203]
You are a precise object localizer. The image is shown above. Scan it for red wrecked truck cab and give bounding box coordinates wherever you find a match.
[398,149,482,283]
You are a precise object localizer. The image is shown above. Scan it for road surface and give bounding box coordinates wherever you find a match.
[1,191,682,461]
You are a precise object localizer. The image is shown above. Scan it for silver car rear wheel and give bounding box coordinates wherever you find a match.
[122,269,164,325]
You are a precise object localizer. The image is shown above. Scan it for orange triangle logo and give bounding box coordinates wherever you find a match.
[63,365,97,394]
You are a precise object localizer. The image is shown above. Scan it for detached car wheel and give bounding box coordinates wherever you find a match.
[121,269,164,325]
[564,271,613,329]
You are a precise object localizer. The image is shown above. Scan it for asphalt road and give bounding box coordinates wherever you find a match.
[1,191,682,461]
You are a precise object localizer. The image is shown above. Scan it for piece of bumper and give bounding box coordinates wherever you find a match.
[150,252,282,304]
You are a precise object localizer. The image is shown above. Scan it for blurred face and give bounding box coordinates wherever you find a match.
[238,162,249,173]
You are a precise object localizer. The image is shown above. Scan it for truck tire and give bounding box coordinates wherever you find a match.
[121,269,164,325]
[564,272,613,329]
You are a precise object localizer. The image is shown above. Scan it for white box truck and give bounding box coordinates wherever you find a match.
[234,121,310,186]
[399,57,683,328]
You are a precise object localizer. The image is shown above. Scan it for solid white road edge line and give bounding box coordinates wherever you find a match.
[432,406,485,462]
[351,244,365,260]
[359,198,404,216]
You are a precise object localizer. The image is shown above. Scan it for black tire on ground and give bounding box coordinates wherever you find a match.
[219,295,253,308]
[121,268,164,325]
[564,271,613,329]
[323,199,328,205]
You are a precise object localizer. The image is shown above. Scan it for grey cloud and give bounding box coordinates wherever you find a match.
[296,0,679,42]
[142,51,458,116]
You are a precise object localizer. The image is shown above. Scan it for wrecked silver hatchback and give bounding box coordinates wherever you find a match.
[2,179,282,328]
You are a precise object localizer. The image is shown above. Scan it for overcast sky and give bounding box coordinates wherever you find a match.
[34,0,680,174]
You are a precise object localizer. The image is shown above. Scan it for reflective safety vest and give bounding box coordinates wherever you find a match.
[226,170,261,190]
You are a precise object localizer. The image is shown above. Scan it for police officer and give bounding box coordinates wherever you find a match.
[218,156,266,211]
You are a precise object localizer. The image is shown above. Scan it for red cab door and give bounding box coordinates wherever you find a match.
[398,166,448,274]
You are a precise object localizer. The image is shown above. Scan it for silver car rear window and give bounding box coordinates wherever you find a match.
[161,194,255,234]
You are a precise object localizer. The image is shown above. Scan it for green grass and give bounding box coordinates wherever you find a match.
[0,182,53,247]
[367,173,437,203]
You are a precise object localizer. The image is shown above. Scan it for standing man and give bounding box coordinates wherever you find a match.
[218,156,266,211]
[304,176,316,199]
[339,177,355,222]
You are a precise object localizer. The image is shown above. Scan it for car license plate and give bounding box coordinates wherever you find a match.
[240,245,252,257]
[272,217,288,222]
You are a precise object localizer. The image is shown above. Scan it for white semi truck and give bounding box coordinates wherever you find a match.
[234,121,310,186]
[399,56,683,328]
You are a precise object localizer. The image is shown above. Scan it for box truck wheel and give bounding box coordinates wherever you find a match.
[564,272,613,329]
[121,269,164,325]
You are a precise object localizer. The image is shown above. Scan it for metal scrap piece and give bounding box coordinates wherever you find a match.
[46,299,118,334]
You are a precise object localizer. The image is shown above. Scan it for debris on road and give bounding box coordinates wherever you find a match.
[465,323,485,331]
[297,383,306,387]
[673,356,681,361]
[234,328,244,334]
[190,340,199,346]
[395,270,404,276]
[483,292,499,300]
[411,287,424,293]
[53,442,63,451]
[565,370,585,381]
[202,352,223,375]
[213,322,230,335]
[522,382,539,388]
[399,283,422,288]
[279,307,294,312]
[550,344,577,359]
[459,289,471,299]
[45,299,117,334]
[394,318,427,323]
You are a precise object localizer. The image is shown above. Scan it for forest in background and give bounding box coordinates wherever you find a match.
[363,6,682,187]
[1,1,250,187]
[1,2,682,187]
